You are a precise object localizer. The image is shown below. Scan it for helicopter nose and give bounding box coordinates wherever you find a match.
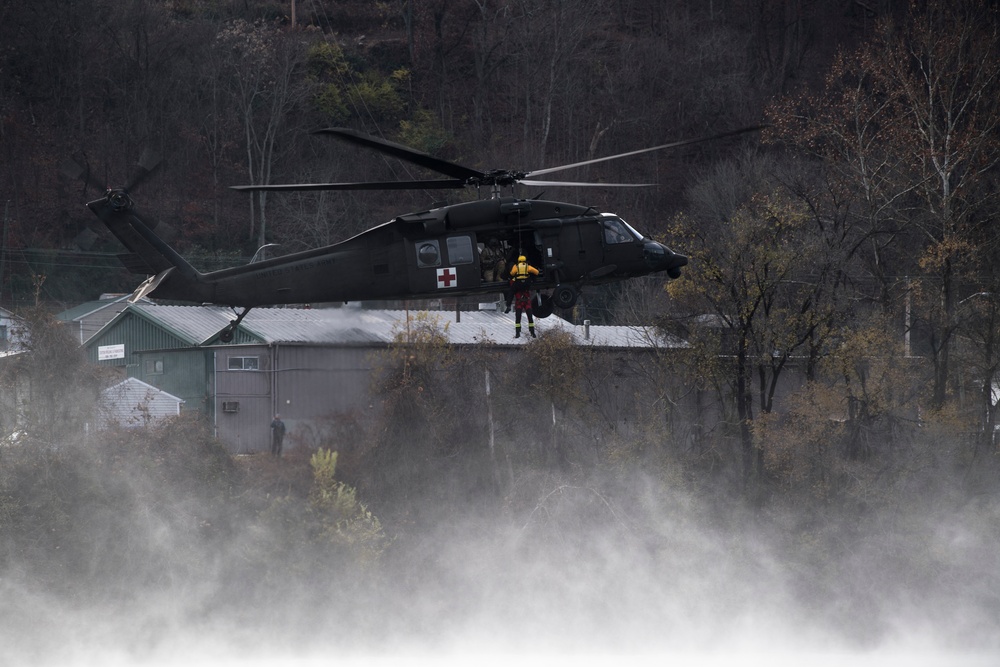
[644,241,688,279]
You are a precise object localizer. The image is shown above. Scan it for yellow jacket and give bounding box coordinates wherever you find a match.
[510,260,539,281]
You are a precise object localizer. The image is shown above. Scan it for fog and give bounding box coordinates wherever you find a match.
[1,422,998,667]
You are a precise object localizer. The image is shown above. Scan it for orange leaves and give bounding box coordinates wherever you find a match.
[917,235,977,274]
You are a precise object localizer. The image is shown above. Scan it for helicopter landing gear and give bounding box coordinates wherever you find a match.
[552,284,578,310]
[533,294,554,319]
[220,307,252,343]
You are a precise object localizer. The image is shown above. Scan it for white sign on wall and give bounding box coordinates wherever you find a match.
[98,344,125,361]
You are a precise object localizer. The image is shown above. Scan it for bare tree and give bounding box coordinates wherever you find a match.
[769,1,1000,409]
[0,308,109,447]
[878,2,1000,407]
[667,150,850,485]
[468,0,517,138]
[214,20,317,248]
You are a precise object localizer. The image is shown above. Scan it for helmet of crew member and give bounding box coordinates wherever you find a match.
[518,255,526,262]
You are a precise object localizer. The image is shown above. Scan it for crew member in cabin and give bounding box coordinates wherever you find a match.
[480,236,506,283]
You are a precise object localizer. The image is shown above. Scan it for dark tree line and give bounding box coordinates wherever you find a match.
[1,0,903,306]
[2,1,1000,489]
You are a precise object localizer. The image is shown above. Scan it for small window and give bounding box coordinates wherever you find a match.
[446,236,475,265]
[228,356,259,371]
[222,401,240,413]
[144,358,164,375]
[415,240,441,268]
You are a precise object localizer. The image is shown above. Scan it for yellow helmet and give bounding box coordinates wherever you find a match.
[518,255,526,262]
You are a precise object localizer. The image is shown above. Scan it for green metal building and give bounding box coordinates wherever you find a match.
[80,303,686,453]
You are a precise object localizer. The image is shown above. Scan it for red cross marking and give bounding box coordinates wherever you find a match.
[437,267,457,288]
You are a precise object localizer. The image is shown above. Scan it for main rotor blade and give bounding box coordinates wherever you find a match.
[230,179,466,192]
[315,128,484,182]
[125,148,162,193]
[62,157,105,194]
[519,179,655,188]
[526,125,766,178]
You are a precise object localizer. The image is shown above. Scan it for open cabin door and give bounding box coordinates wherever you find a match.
[549,219,603,283]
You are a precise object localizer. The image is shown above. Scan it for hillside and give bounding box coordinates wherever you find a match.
[0,0,900,307]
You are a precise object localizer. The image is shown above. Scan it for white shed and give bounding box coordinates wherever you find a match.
[100,377,185,428]
[0,307,25,352]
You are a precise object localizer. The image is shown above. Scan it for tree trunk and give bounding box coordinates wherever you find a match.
[736,335,758,484]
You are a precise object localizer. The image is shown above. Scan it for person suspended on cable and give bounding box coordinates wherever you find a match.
[505,254,539,312]
[505,255,539,338]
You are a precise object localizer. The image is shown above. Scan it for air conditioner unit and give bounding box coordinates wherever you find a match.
[222,401,240,413]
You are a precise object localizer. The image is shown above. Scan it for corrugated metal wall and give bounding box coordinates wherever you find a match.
[273,346,376,415]
[214,345,272,453]
[212,345,380,453]
[86,311,190,369]
[134,349,213,415]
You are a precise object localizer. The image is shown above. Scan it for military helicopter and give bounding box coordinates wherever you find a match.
[86,126,758,341]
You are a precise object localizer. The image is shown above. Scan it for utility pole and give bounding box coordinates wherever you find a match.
[0,201,8,307]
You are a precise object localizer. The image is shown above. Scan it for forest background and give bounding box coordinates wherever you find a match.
[1,0,1000,663]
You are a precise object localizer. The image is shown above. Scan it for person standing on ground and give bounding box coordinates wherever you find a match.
[270,414,286,458]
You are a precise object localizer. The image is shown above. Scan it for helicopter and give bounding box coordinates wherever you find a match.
[86,126,759,341]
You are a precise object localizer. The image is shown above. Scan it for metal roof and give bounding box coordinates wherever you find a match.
[129,304,249,345]
[120,303,686,349]
[103,377,185,404]
[57,295,149,322]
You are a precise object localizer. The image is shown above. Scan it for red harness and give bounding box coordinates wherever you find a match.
[514,289,533,311]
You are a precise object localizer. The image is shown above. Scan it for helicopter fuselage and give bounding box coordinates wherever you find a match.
[81,125,773,318]
[97,195,686,312]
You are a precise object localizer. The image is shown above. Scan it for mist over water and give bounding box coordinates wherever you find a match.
[1,425,998,667]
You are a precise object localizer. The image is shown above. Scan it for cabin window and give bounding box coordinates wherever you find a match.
[415,240,441,268]
[144,358,164,375]
[228,356,259,371]
[446,236,475,265]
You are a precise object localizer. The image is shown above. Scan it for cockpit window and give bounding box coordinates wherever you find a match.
[619,218,644,241]
[603,218,635,245]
